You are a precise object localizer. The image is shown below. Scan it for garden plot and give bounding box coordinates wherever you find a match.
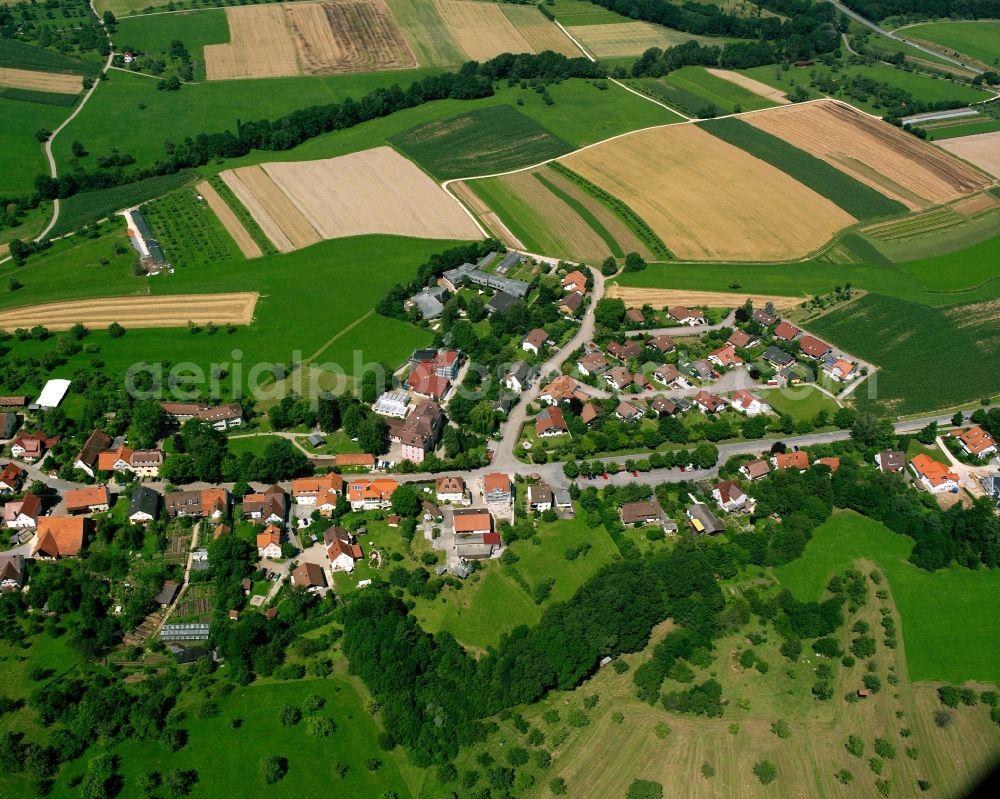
[222,147,480,251]
[559,123,854,262]
[746,100,994,209]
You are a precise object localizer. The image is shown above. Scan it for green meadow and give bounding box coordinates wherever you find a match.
[831,62,993,112]
[903,20,1000,68]
[546,0,632,25]
[115,7,231,79]
[775,510,1000,684]
[663,65,777,112]
[0,97,71,195]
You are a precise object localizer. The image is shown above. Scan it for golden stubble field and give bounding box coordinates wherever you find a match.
[0,293,259,331]
[0,66,82,93]
[606,286,804,309]
[195,180,262,259]
[205,0,416,80]
[222,146,481,252]
[936,130,1000,180]
[747,100,994,209]
[559,123,855,262]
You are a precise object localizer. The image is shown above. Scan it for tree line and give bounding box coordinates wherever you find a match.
[840,0,1000,22]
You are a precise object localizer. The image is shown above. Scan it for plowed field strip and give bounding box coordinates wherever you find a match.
[500,5,579,57]
[0,293,259,331]
[205,5,299,80]
[196,180,263,259]
[220,166,321,252]
[606,286,804,309]
[451,181,523,249]
[705,68,788,105]
[436,0,534,60]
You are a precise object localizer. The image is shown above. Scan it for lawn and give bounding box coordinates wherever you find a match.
[663,65,776,113]
[905,438,949,465]
[903,20,1000,68]
[44,676,421,798]
[809,293,1000,414]
[697,117,907,221]
[116,7,230,78]
[226,434,289,458]
[762,385,840,422]
[0,96,71,195]
[774,510,1000,684]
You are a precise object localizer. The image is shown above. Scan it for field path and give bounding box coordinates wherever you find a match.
[35,2,115,243]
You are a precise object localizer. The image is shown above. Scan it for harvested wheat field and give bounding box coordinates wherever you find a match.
[0,66,82,94]
[560,124,854,261]
[451,181,522,249]
[747,100,993,210]
[205,0,415,80]
[220,166,321,252]
[0,293,259,332]
[952,192,998,216]
[436,0,534,60]
[568,22,712,59]
[224,147,480,251]
[607,286,804,310]
[937,131,1000,179]
[196,181,262,259]
[705,68,788,104]
[500,5,579,57]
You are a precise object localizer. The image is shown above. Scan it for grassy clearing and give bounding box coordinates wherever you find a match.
[775,510,1000,684]
[0,38,101,75]
[389,104,573,179]
[762,385,840,421]
[698,117,906,221]
[226,434,288,457]
[142,184,242,268]
[50,171,196,236]
[663,65,775,112]
[903,20,1000,69]
[809,292,1000,414]
[313,311,433,374]
[0,96,68,195]
[115,7,231,80]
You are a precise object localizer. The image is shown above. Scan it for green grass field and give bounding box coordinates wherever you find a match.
[0,96,68,195]
[903,20,1000,69]
[808,292,1000,414]
[831,62,993,113]
[546,0,631,25]
[50,171,196,236]
[928,117,1000,140]
[0,87,78,105]
[856,27,973,71]
[390,105,573,179]
[761,385,840,421]
[226,434,289,458]
[663,65,776,113]
[0,38,102,75]
[115,7,231,79]
[698,117,907,221]
[900,233,1000,291]
[142,184,242,268]
[775,510,1000,684]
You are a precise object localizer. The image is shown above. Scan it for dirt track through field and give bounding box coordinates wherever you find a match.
[436,0,534,60]
[747,100,993,209]
[705,68,788,104]
[560,123,854,262]
[452,181,523,249]
[0,67,82,94]
[205,1,414,80]
[0,293,259,332]
[196,181,262,259]
[937,131,1000,179]
[220,166,321,252]
[261,146,481,241]
[607,286,804,309]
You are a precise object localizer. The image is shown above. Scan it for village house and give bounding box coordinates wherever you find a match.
[625,308,644,325]
[727,329,757,349]
[577,352,610,376]
[823,357,857,382]
[0,412,20,439]
[347,478,398,511]
[607,340,643,362]
[11,431,57,462]
[690,359,715,381]
[581,402,602,425]
[686,503,725,535]
[0,554,25,593]
[763,346,795,369]
[772,451,809,472]
[740,459,771,481]
[128,486,160,524]
[454,508,500,560]
[64,486,111,515]
[562,270,587,293]
[616,400,643,423]
[709,344,743,369]
[409,287,446,320]
[291,561,327,591]
[291,474,345,509]
[753,309,778,328]
[619,500,664,527]
[650,396,679,417]
[325,525,363,572]
[814,456,840,473]
[97,447,165,477]
[652,364,683,387]
[335,453,375,470]
[952,426,998,459]
[798,334,832,360]
[33,517,88,559]
[693,391,727,414]
[4,493,41,529]
[539,375,589,405]
[559,291,584,318]
[487,290,518,316]
[536,406,569,437]
[0,463,25,493]
[161,401,244,430]
[256,525,283,559]
[604,366,634,392]
[712,480,748,513]
[522,328,550,355]
[505,361,531,393]
[729,390,771,416]
[441,260,529,298]
[482,472,512,505]
[243,485,287,524]
[74,429,113,478]
[648,334,676,354]
[390,400,443,463]
[373,391,409,419]
[405,363,450,402]
[909,454,959,493]
[668,306,706,326]
[875,450,905,474]
[527,483,554,513]
[454,508,493,536]
[772,320,801,342]
[435,475,467,504]
[154,581,181,608]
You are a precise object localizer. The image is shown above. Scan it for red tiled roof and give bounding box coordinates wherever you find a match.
[774,451,809,470]
[773,321,800,341]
